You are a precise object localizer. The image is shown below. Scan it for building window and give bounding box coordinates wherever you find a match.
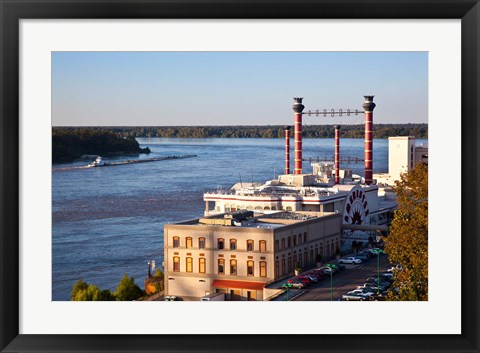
[247,239,254,252]
[199,258,206,273]
[293,235,297,246]
[173,237,179,248]
[275,260,279,277]
[287,236,291,248]
[275,240,279,251]
[281,238,285,250]
[288,257,292,273]
[173,256,180,272]
[186,237,193,249]
[310,249,314,263]
[260,240,267,252]
[230,259,237,275]
[199,237,206,249]
[298,235,302,245]
[281,259,286,275]
[218,259,225,274]
[260,261,267,277]
[230,239,237,251]
[218,238,224,250]
[186,257,193,272]
[247,260,254,276]
[304,232,308,243]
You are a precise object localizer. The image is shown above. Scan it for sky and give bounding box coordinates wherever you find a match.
[52,52,428,126]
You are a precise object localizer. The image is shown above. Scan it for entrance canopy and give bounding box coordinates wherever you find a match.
[212,280,265,291]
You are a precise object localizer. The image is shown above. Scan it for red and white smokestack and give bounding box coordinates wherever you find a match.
[292,97,305,175]
[363,96,376,185]
[284,126,291,175]
[334,125,340,184]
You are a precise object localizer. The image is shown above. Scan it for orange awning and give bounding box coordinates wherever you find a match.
[212,279,266,291]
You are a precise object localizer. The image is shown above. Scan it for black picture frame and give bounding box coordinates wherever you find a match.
[1,1,479,352]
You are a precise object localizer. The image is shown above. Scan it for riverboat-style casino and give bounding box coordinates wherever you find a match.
[163,96,428,300]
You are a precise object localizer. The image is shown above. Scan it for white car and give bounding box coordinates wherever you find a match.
[347,289,375,297]
[338,257,362,264]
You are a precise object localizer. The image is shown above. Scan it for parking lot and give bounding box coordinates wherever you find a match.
[273,254,391,301]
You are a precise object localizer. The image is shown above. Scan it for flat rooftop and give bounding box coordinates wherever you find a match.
[170,210,338,229]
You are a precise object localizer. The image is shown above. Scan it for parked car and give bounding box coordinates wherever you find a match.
[360,283,387,292]
[342,293,368,301]
[311,269,326,279]
[359,250,375,258]
[347,289,375,297]
[353,253,369,261]
[366,278,391,287]
[338,257,362,264]
[297,276,313,285]
[287,278,306,289]
[333,262,346,271]
[164,295,181,301]
[305,275,319,283]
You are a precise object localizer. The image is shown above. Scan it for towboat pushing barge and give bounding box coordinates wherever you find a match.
[87,154,197,168]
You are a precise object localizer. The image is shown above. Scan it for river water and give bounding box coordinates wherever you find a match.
[52,137,426,300]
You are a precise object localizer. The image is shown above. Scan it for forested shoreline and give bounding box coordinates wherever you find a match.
[52,130,151,163]
[53,124,428,140]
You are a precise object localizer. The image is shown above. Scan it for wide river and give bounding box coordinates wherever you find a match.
[52,137,427,300]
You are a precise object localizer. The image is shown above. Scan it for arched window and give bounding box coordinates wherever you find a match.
[173,237,179,248]
[186,237,193,249]
[186,257,193,272]
[275,260,279,277]
[218,259,225,274]
[230,239,237,251]
[287,257,292,273]
[287,236,292,248]
[259,240,267,252]
[286,206,292,211]
[247,239,254,252]
[260,261,267,277]
[199,258,206,273]
[173,256,180,272]
[218,238,224,250]
[247,260,254,276]
[281,259,286,275]
[198,237,206,249]
[264,206,270,210]
[281,238,285,250]
[293,235,297,246]
[230,259,237,275]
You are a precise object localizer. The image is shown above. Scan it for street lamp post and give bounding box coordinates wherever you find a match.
[371,249,383,294]
[325,264,336,301]
[282,283,291,301]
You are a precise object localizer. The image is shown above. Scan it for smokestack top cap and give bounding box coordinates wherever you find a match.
[284,126,291,130]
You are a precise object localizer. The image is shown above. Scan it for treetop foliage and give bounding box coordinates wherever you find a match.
[385,163,428,301]
[70,275,143,301]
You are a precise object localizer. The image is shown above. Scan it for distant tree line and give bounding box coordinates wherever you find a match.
[54,124,428,140]
[52,129,151,163]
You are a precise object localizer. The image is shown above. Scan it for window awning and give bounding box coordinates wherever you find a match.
[212,279,266,291]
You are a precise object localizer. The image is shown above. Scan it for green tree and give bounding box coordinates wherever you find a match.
[71,279,88,300]
[114,274,144,301]
[385,163,428,301]
[71,279,115,301]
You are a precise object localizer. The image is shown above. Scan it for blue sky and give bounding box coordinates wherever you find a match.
[52,52,428,126]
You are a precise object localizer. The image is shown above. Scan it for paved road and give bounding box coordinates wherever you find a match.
[291,255,391,301]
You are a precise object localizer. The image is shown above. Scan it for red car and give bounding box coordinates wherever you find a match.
[296,276,313,285]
